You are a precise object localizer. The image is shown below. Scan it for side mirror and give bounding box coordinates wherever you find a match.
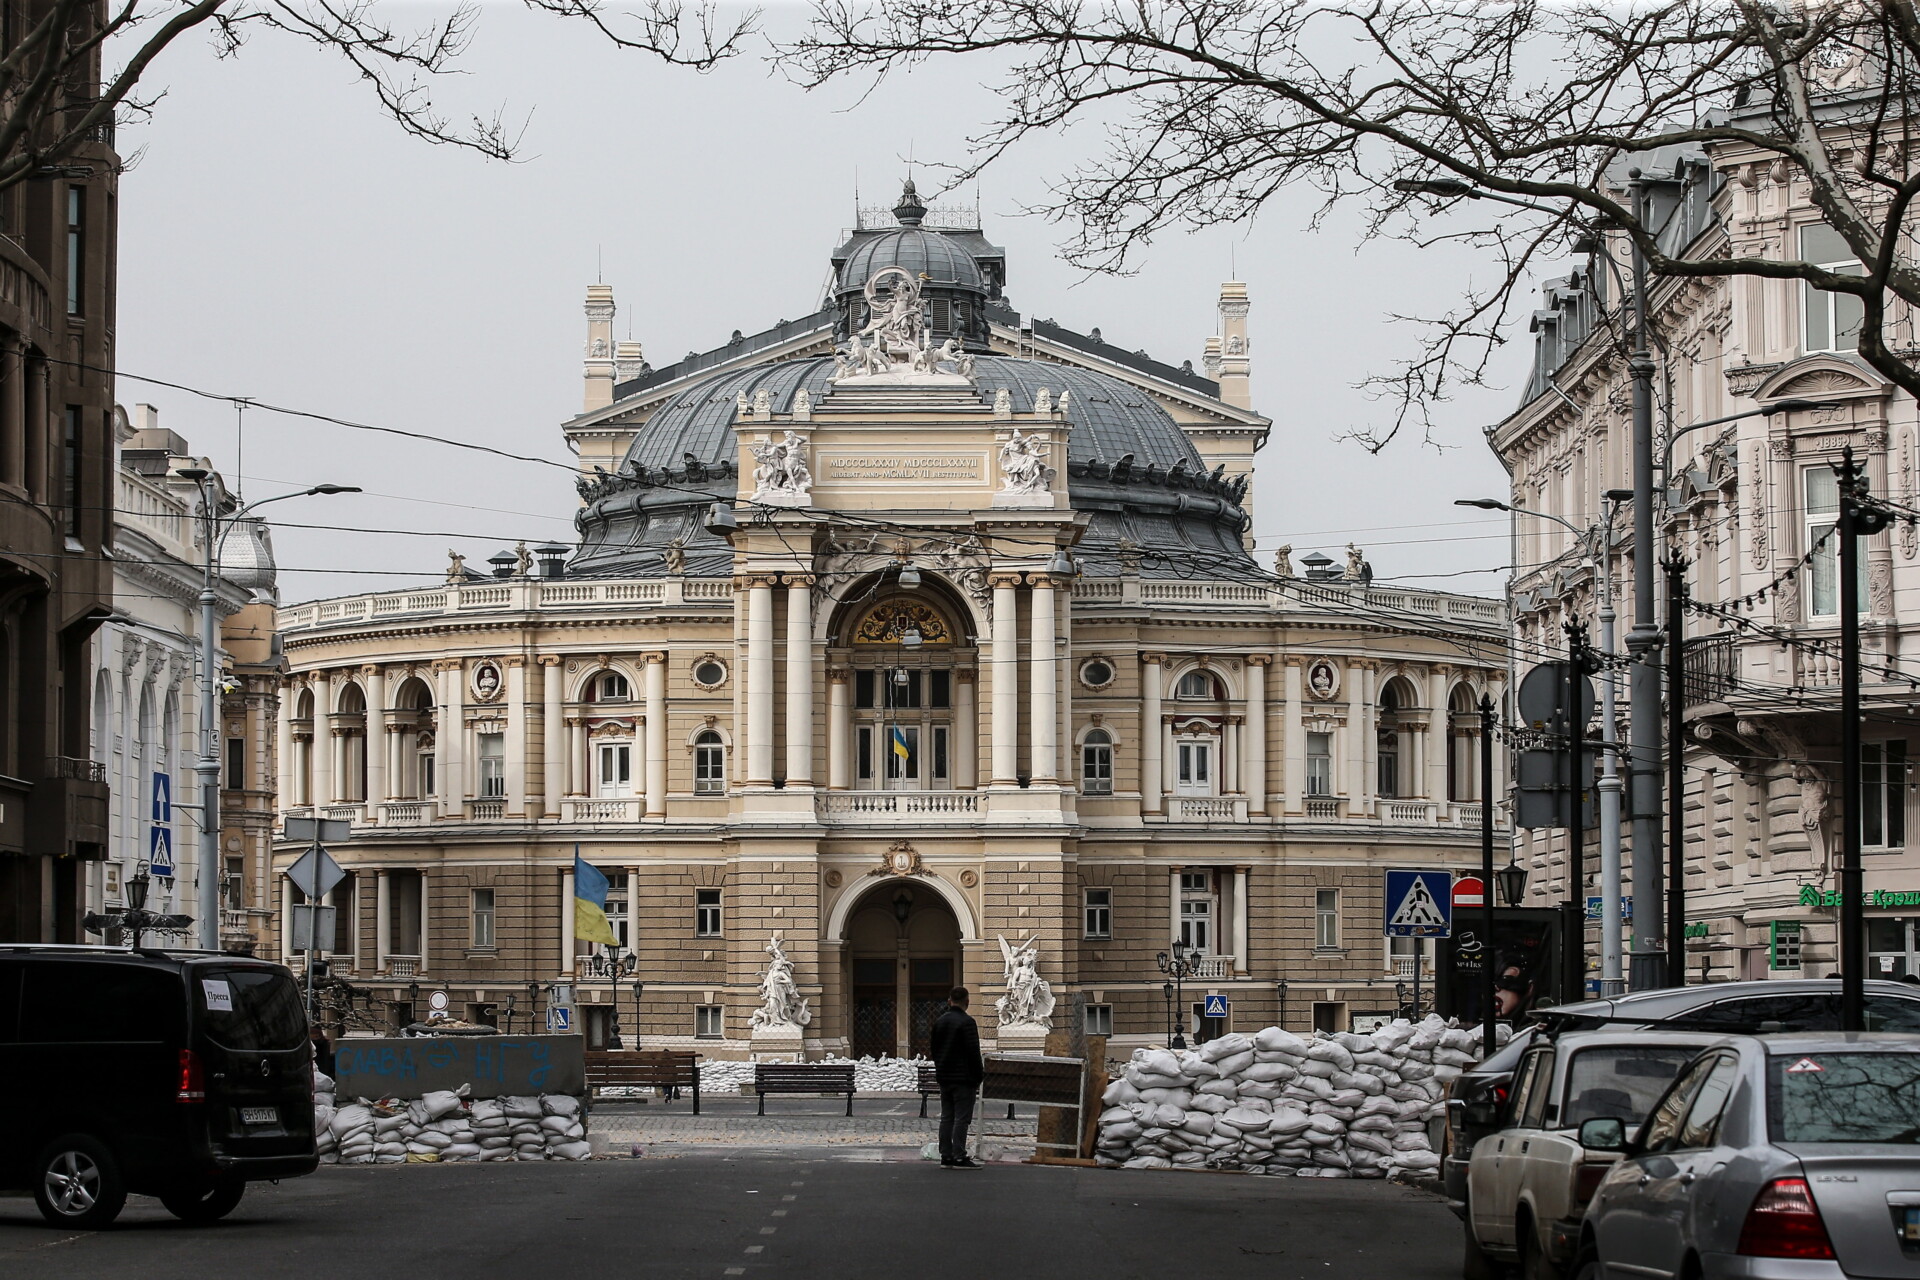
[1578,1117,1628,1152]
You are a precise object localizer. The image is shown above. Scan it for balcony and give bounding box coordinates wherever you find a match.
[1189,955,1236,980]
[319,803,367,824]
[28,760,108,852]
[467,798,507,821]
[819,790,983,822]
[1683,633,1738,706]
[377,800,437,826]
[1168,796,1248,823]
[387,954,421,978]
[563,797,643,823]
[1452,802,1486,828]
[1382,800,1437,825]
[1305,797,1343,820]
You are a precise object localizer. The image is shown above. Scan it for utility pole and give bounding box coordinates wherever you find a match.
[1596,491,1630,995]
[1624,171,1668,990]
[1836,446,1889,1030]
[1664,555,1688,985]
[1480,695,1497,1057]
[1564,620,1588,1001]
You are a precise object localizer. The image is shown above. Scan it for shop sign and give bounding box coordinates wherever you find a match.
[1798,886,1920,909]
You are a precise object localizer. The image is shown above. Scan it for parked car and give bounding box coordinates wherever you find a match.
[1464,1029,1718,1280]
[0,946,318,1227]
[1573,1031,1920,1280]
[1444,979,1920,1216]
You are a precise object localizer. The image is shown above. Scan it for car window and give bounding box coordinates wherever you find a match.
[1561,1044,1706,1128]
[1517,1047,1558,1128]
[197,967,306,1051]
[1675,1055,1739,1149]
[1769,1052,1920,1143]
[1678,995,1837,1032]
[0,963,18,1042]
[19,963,182,1042]
[1863,997,1920,1033]
[1642,1054,1717,1152]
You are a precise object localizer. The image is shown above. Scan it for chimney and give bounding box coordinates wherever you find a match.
[1214,281,1251,410]
[583,284,617,412]
[614,339,645,385]
[134,403,161,433]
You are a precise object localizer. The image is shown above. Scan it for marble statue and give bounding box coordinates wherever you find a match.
[663,538,686,574]
[1346,543,1367,581]
[994,935,1055,1031]
[750,431,812,503]
[1033,388,1051,416]
[1056,390,1070,416]
[750,934,812,1030]
[792,387,812,420]
[445,550,466,583]
[857,265,925,354]
[737,391,752,418]
[998,429,1054,495]
[993,387,1012,418]
[514,541,533,576]
[753,388,771,418]
[1274,544,1293,578]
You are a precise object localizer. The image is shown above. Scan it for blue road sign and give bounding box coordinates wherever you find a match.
[148,824,174,878]
[546,1006,572,1033]
[1202,995,1229,1019]
[151,771,170,823]
[1384,869,1453,938]
[1585,896,1633,922]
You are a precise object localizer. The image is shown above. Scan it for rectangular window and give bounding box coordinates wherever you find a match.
[855,669,875,708]
[694,741,725,794]
[1806,467,1868,618]
[596,742,632,797]
[62,406,80,538]
[1086,1004,1113,1037]
[1082,736,1114,794]
[1864,741,1909,850]
[1307,732,1333,796]
[420,752,435,798]
[1315,888,1340,950]
[696,1005,723,1038]
[931,724,949,784]
[472,888,496,949]
[64,186,83,316]
[1084,887,1112,939]
[696,888,722,937]
[225,738,245,792]
[1377,734,1399,798]
[1801,223,1865,354]
[477,732,505,797]
[883,670,921,709]
[884,724,919,781]
[929,670,951,708]
[856,726,873,781]
[1179,897,1211,953]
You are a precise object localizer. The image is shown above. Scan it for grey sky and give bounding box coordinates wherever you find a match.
[114,4,1529,606]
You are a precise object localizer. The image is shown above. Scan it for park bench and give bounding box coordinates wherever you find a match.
[585,1049,702,1114]
[917,1065,939,1118]
[753,1062,856,1116]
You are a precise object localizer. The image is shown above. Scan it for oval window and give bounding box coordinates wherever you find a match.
[694,661,727,686]
[1081,660,1114,688]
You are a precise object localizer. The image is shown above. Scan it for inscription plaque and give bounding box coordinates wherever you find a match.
[822,452,985,484]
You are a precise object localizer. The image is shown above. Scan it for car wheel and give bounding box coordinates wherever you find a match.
[1463,1224,1504,1280]
[1519,1218,1561,1280]
[159,1178,245,1224]
[32,1135,127,1229]
[1566,1244,1599,1280]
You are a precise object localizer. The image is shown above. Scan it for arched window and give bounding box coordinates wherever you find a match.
[1081,729,1114,795]
[589,670,630,702]
[693,731,725,795]
[1176,670,1222,699]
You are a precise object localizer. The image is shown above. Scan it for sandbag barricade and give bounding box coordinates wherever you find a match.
[313,1074,590,1164]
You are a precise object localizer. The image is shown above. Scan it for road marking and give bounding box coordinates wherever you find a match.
[772,1209,788,1217]
[725,1270,745,1276]
[759,1227,777,1235]
[781,1195,796,1202]
[745,1246,763,1255]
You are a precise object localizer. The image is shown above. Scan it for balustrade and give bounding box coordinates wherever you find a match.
[376,800,435,826]
[818,790,983,821]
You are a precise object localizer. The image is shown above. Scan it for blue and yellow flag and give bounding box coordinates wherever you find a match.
[890,725,911,760]
[573,849,619,946]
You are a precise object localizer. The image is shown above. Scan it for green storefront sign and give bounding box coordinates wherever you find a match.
[1770,920,1803,971]
[1683,921,1709,940]
[1798,886,1920,910]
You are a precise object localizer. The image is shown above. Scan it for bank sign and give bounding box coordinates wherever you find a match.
[1799,886,1920,909]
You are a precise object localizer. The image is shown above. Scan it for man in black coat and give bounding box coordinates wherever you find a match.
[927,986,983,1169]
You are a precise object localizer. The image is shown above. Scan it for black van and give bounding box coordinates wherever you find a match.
[0,946,318,1227]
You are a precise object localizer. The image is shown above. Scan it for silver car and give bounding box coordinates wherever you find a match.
[1572,1032,1920,1280]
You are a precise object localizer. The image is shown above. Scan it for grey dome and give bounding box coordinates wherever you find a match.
[836,229,987,297]
[569,356,1252,580]
[218,516,278,596]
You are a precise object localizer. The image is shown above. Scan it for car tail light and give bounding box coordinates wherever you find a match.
[1573,1161,1610,1204]
[177,1049,206,1103]
[1736,1177,1835,1259]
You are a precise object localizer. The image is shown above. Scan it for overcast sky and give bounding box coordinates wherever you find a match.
[113,4,1540,606]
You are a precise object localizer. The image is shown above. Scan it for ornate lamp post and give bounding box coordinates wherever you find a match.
[1156,941,1205,1049]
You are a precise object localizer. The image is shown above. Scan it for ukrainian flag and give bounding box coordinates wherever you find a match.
[573,850,619,946]
[890,725,911,760]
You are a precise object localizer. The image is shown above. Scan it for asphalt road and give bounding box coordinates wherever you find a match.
[0,1158,1464,1280]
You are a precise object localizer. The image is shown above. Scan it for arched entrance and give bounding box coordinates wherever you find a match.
[843,879,961,1059]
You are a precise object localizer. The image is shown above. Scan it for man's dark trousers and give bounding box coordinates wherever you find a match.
[938,1083,977,1163]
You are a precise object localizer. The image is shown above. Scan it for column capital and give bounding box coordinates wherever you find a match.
[954,668,977,684]
[503,655,529,668]
[825,667,852,684]
[431,659,463,673]
[1246,654,1274,667]
[359,663,383,677]
[1282,655,1307,667]
[1141,651,1168,667]
[784,573,817,588]
[986,570,1025,589]
[735,573,779,589]
[537,655,564,667]
[642,650,669,664]
[1028,574,1059,590]
[1227,715,1246,727]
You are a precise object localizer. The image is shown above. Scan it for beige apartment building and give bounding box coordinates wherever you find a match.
[274,187,1508,1055]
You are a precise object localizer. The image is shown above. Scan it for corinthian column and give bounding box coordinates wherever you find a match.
[785,576,814,784]
[745,575,775,784]
[1029,574,1057,782]
[988,571,1022,784]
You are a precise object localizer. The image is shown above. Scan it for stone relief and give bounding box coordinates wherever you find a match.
[997,429,1054,495]
[994,935,1055,1032]
[749,934,812,1031]
[749,431,812,506]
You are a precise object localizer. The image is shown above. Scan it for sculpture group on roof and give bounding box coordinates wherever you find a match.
[830,266,975,383]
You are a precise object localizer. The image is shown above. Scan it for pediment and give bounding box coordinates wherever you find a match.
[1754,353,1891,406]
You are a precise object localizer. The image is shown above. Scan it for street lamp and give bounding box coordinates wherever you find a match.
[173,471,360,951]
[1275,978,1288,1031]
[1496,859,1529,909]
[1156,942,1204,1049]
[1160,980,1176,1047]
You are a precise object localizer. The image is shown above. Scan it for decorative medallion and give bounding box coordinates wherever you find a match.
[1306,658,1340,701]
[958,868,978,889]
[470,661,504,703]
[870,840,926,877]
[823,868,842,889]
[853,599,952,646]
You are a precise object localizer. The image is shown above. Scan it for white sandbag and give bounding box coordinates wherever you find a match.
[1180,1113,1216,1137]
[1243,1061,1296,1084]
[1306,1040,1355,1071]
[1222,1106,1271,1131]
[502,1095,544,1119]
[1136,1048,1184,1078]
[549,1141,591,1162]
[1197,1032,1253,1063]
[1102,1078,1142,1106]
[442,1143,483,1160]
[1267,1108,1312,1137]
[1237,1082,1284,1101]
[1137,1087,1194,1110]
[1211,1050,1256,1078]
[1126,1070,1187,1092]
[1123,1156,1174,1170]
[1254,1027,1308,1056]
[1195,1078,1239,1099]
[542,1094,582,1117]
[1189,1093,1229,1115]
[330,1104,373,1138]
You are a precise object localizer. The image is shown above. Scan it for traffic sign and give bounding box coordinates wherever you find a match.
[151,771,171,823]
[284,817,351,844]
[546,1006,572,1032]
[1202,995,1229,1019]
[1585,895,1633,922]
[1516,660,1596,729]
[1452,876,1486,909]
[1385,870,1453,938]
[148,824,175,878]
[286,843,346,901]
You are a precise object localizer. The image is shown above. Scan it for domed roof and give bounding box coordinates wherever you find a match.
[569,356,1252,580]
[836,229,986,297]
[218,516,278,597]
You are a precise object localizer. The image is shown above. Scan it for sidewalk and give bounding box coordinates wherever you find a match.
[587,1093,1039,1158]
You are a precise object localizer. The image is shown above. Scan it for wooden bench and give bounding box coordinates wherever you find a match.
[754,1062,857,1116]
[585,1049,702,1114]
[917,1065,939,1118]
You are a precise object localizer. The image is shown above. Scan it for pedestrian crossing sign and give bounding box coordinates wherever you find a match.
[1384,870,1452,938]
[1202,995,1229,1019]
[148,824,174,879]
